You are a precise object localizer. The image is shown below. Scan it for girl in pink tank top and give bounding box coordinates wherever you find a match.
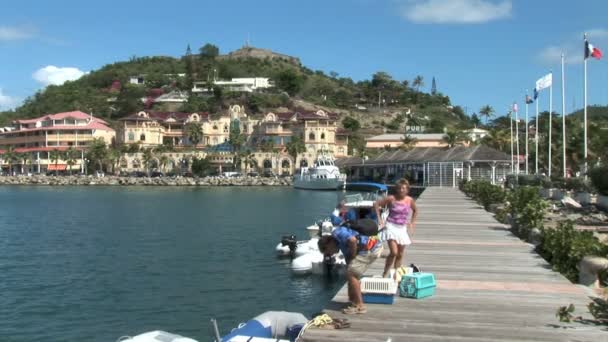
[373,178,419,279]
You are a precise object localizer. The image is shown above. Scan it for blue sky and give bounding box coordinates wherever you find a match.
[1,0,608,119]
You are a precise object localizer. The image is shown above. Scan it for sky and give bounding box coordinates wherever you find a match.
[1,0,608,119]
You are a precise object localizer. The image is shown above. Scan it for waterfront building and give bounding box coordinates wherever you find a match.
[192,77,273,93]
[0,111,115,173]
[366,133,448,149]
[337,145,510,187]
[116,105,349,175]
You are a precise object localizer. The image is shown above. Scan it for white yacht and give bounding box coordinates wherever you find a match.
[293,153,346,190]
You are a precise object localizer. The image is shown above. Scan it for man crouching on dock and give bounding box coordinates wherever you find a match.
[318,225,383,314]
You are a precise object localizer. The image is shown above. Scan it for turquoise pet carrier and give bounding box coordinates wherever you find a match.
[399,273,436,299]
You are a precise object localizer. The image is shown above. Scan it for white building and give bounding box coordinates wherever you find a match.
[192,78,273,93]
[464,128,489,142]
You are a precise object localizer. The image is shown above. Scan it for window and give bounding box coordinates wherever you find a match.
[140,134,146,141]
[321,133,325,140]
[338,147,345,154]
[309,132,315,141]
[128,132,135,141]
[223,125,228,133]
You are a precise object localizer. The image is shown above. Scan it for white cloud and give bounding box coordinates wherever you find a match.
[0,25,36,41]
[402,0,512,24]
[0,88,20,110]
[537,29,608,65]
[32,65,87,86]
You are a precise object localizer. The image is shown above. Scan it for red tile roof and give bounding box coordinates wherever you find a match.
[15,111,108,125]
[0,146,85,154]
[120,111,209,122]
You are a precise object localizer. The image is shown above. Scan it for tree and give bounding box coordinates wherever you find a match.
[142,147,155,176]
[471,113,481,127]
[107,147,121,174]
[400,134,418,151]
[3,146,16,174]
[482,129,510,153]
[185,122,203,147]
[241,150,258,172]
[442,130,465,148]
[259,138,276,153]
[342,116,361,131]
[86,138,109,172]
[412,75,424,92]
[64,147,79,175]
[191,156,212,176]
[159,154,169,173]
[275,69,303,96]
[49,149,64,175]
[348,133,366,156]
[286,135,306,163]
[115,84,145,117]
[199,43,219,60]
[431,77,437,95]
[479,105,495,125]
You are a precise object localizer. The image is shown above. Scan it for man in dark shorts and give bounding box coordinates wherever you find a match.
[318,226,382,314]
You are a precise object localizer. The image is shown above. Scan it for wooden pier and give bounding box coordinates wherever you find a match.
[300,188,607,341]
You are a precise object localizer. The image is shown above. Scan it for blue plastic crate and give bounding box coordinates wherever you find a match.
[362,293,395,304]
[399,273,436,299]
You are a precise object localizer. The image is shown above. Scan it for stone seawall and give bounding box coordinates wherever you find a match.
[0,175,292,187]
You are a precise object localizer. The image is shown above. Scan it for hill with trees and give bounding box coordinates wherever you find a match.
[0,43,475,135]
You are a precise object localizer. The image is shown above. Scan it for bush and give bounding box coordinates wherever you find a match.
[538,221,607,282]
[564,177,593,193]
[462,180,505,211]
[589,166,608,196]
[507,186,547,240]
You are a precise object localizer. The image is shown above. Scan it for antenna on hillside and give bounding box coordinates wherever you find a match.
[246,32,251,47]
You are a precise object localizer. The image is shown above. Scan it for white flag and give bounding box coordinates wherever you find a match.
[535,73,552,91]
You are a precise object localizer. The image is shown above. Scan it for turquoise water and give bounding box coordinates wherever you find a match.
[0,186,343,341]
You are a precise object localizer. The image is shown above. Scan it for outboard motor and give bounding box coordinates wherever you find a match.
[280,235,297,255]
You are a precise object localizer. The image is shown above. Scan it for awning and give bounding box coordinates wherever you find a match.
[47,164,67,171]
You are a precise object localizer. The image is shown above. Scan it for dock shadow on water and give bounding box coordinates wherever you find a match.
[0,186,343,341]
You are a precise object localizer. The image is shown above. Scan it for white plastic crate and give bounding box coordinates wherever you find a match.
[361,277,397,294]
[361,277,397,304]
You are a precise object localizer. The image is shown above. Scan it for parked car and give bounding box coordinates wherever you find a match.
[262,171,277,178]
[247,171,259,177]
[130,171,147,178]
[222,171,240,178]
[150,171,164,178]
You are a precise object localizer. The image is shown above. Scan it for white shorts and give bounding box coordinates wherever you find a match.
[381,221,412,246]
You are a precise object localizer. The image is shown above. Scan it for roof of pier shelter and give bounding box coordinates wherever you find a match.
[335,145,510,167]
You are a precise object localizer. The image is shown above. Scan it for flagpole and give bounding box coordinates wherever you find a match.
[548,71,553,178]
[515,103,520,174]
[525,91,529,174]
[561,53,567,178]
[535,94,539,174]
[584,33,588,179]
[510,109,514,174]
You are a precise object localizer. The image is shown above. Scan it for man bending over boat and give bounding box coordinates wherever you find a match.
[318,224,383,314]
[330,201,357,226]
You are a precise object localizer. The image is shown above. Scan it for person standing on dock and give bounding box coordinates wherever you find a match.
[374,178,418,279]
[318,225,383,314]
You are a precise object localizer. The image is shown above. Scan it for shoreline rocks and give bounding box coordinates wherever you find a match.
[0,175,292,187]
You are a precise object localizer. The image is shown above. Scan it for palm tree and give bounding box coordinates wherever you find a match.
[479,105,495,125]
[400,134,418,151]
[241,150,258,173]
[64,147,79,175]
[286,135,306,165]
[142,147,155,176]
[412,75,424,92]
[49,150,64,175]
[481,129,510,153]
[20,152,33,174]
[3,146,16,175]
[185,122,203,148]
[442,130,465,148]
[159,154,169,173]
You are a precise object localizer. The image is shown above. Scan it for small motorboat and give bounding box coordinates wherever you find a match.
[275,221,332,257]
[117,331,197,342]
[221,311,308,342]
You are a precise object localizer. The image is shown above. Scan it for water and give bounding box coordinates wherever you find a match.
[0,186,344,341]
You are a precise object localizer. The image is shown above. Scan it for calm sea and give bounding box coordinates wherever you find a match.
[0,186,343,341]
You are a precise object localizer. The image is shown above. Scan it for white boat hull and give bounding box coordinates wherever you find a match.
[293,177,344,190]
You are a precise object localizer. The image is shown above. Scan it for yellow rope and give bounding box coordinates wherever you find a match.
[296,313,334,339]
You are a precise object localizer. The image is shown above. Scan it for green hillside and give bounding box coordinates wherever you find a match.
[0,44,473,133]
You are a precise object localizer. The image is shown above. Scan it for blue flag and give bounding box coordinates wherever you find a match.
[533,88,539,100]
[525,94,534,104]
